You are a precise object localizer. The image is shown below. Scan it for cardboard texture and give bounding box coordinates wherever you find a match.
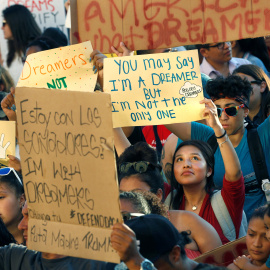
[195,237,248,266]
[71,0,270,52]
[103,49,204,128]
[0,121,16,168]
[28,218,119,262]
[17,41,97,92]
[16,87,121,263]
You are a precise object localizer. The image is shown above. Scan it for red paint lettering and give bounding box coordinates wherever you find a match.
[220,14,243,41]
[203,18,219,43]
[84,2,105,32]
[187,18,203,43]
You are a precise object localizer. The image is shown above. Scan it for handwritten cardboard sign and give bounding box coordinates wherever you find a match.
[0,121,16,168]
[195,237,248,266]
[71,0,270,53]
[17,41,97,92]
[16,87,121,263]
[103,50,204,128]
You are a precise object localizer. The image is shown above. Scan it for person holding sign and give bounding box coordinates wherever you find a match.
[166,75,270,222]
[168,97,245,245]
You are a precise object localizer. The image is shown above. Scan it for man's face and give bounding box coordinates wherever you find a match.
[201,42,232,66]
[18,202,28,246]
[214,98,248,136]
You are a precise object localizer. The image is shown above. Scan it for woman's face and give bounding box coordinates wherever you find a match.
[264,214,270,241]
[0,183,23,228]
[173,145,210,187]
[246,217,270,264]
[120,175,151,193]
[235,73,265,111]
[1,20,13,40]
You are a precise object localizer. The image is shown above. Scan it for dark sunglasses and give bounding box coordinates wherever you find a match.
[119,161,161,174]
[0,167,23,185]
[207,41,231,50]
[121,212,144,221]
[2,20,6,27]
[217,104,245,118]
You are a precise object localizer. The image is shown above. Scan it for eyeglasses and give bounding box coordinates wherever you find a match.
[121,212,144,221]
[119,161,161,174]
[217,104,245,118]
[2,20,6,27]
[207,42,231,50]
[0,167,23,185]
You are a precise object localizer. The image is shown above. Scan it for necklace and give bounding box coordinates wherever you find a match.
[185,195,205,211]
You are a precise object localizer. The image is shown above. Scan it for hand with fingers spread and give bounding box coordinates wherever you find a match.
[1,87,16,121]
[0,134,10,159]
[111,223,144,269]
[90,50,107,90]
[111,42,133,57]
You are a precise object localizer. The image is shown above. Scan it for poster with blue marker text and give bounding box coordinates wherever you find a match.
[103,50,204,128]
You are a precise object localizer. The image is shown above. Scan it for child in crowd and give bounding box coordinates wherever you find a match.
[231,204,270,270]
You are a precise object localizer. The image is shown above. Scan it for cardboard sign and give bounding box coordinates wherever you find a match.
[0,121,16,168]
[17,41,97,92]
[16,87,121,263]
[71,0,270,53]
[195,237,248,266]
[103,50,204,128]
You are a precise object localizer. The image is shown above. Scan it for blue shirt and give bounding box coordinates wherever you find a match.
[177,117,270,221]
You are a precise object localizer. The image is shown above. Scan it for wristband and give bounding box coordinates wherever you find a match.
[215,130,226,139]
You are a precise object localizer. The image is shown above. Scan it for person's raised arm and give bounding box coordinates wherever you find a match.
[114,128,131,157]
[201,98,242,182]
[164,122,192,141]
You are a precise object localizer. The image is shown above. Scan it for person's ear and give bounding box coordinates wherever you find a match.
[200,48,209,58]
[19,193,26,209]
[244,107,249,118]
[168,245,181,264]
[156,188,163,201]
[206,167,212,178]
[260,81,267,93]
[230,41,237,49]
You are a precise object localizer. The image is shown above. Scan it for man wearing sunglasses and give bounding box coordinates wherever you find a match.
[196,42,250,79]
[166,75,270,221]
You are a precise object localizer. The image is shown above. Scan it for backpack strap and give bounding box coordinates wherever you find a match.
[211,191,247,241]
[153,125,162,162]
[247,128,269,186]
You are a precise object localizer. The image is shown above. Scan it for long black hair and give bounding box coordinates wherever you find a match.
[3,4,41,66]
[233,64,270,124]
[170,140,215,209]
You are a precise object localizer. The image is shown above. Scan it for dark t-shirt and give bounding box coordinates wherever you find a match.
[0,244,107,270]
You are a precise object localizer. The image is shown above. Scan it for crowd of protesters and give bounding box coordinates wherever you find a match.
[0,1,270,270]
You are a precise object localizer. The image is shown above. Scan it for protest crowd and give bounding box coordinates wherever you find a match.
[0,0,270,269]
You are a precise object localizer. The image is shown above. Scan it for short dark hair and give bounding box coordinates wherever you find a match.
[206,75,252,107]
[249,205,267,222]
[170,140,215,209]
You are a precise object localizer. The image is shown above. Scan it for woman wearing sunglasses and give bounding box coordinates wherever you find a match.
[1,5,41,83]
[166,75,270,222]
[0,167,25,244]
[233,64,270,126]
